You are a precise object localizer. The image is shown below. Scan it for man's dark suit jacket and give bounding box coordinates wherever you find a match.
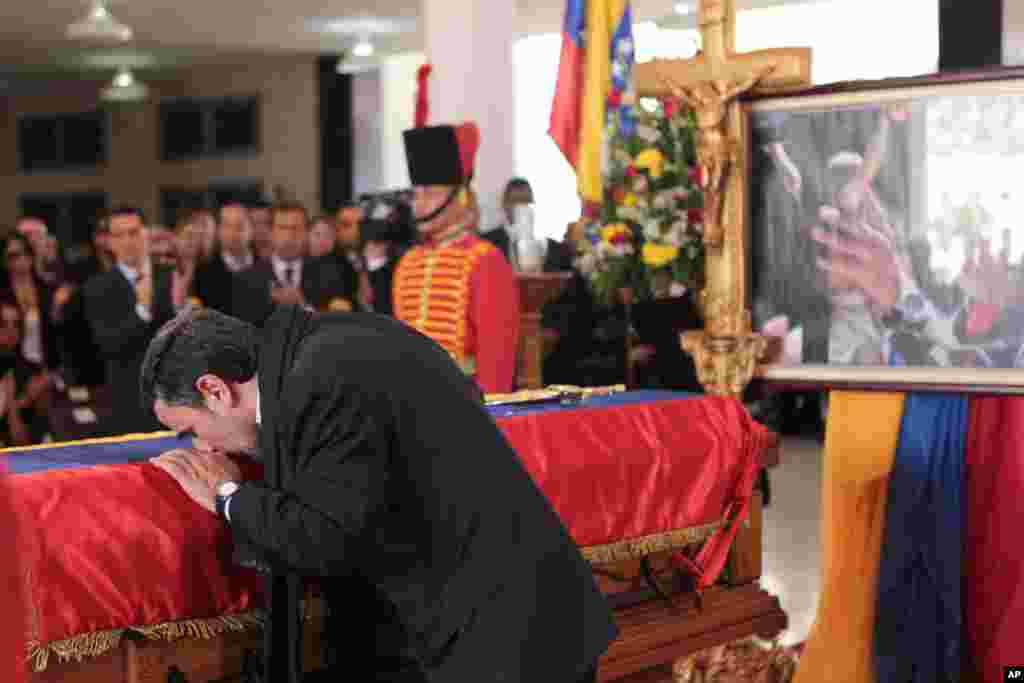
[82,265,175,435]
[231,256,359,327]
[230,306,617,682]
[193,253,247,318]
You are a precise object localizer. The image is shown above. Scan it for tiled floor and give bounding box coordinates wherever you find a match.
[761,436,825,647]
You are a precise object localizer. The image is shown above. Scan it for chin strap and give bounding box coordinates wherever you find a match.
[414,186,462,225]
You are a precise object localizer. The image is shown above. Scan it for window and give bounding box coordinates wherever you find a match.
[18,192,108,247]
[17,111,107,172]
[160,96,259,161]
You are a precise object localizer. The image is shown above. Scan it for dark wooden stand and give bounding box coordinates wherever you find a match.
[515,272,572,389]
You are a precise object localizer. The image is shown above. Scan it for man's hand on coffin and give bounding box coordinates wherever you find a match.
[151,448,242,514]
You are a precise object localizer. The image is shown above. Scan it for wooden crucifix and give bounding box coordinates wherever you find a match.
[633,0,811,396]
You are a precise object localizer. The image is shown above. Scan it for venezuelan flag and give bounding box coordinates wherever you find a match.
[549,0,634,203]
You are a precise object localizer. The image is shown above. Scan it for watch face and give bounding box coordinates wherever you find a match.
[217,481,239,497]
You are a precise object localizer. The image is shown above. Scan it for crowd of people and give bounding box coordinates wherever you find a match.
[0,169,717,448]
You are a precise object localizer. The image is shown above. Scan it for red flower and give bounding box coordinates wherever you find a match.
[607,89,622,108]
[662,97,677,118]
[687,208,704,225]
[612,187,626,204]
[625,165,638,178]
[583,202,600,218]
[609,231,630,245]
[688,165,703,185]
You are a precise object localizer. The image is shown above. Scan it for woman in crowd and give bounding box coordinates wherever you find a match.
[0,233,59,441]
[0,298,48,446]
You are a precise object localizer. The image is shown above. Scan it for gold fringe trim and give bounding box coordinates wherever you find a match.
[24,611,265,673]
[581,521,725,565]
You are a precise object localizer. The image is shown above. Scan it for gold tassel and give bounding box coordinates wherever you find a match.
[581,521,724,564]
[23,611,265,672]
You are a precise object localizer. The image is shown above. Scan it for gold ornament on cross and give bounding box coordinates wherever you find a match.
[633,0,811,397]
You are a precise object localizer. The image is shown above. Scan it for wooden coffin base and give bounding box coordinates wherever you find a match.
[30,489,784,683]
[27,584,785,683]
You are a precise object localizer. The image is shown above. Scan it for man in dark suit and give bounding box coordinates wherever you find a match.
[483,178,576,273]
[193,202,256,317]
[232,202,359,326]
[142,305,617,683]
[83,207,177,435]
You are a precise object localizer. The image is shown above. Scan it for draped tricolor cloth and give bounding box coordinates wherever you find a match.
[1,391,770,667]
[794,390,1022,683]
[549,0,634,202]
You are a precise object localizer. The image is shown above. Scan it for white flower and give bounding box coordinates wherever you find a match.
[643,219,662,242]
[617,206,642,222]
[636,124,659,142]
[613,148,633,166]
[665,225,686,247]
[576,252,598,276]
[633,176,649,193]
[597,242,616,259]
[653,192,673,211]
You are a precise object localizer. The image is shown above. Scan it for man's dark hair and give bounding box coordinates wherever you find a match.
[109,205,147,224]
[247,197,272,210]
[217,200,248,223]
[272,201,308,224]
[504,177,532,196]
[140,308,258,410]
[14,214,47,228]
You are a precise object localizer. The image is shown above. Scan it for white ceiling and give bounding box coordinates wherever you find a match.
[0,0,816,80]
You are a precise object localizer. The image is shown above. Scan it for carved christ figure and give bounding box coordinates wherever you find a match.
[657,66,774,245]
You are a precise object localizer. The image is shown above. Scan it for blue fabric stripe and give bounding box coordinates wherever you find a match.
[4,435,192,475]
[4,391,699,474]
[874,392,965,682]
[563,0,585,46]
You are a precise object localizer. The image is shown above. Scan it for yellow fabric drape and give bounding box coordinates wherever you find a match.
[793,390,905,683]
[578,0,628,202]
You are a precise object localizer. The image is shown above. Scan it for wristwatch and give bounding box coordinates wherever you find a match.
[215,481,240,522]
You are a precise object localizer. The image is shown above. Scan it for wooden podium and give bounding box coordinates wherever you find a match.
[515,272,573,389]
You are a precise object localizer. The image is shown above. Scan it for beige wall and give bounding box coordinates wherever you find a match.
[0,55,320,231]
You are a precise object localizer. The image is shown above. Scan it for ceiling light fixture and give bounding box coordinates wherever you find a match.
[101,66,148,102]
[67,0,134,42]
[352,38,374,58]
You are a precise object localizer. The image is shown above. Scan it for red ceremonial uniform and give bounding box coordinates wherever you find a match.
[393,227,520,394]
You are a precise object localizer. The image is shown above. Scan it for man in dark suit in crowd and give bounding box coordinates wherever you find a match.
[232,202,359,326]
[483,178,575,272]
[142,305,618,682]
[83,207,177,435]
[193,202,256,317]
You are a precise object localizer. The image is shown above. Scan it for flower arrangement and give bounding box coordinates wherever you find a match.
[575,98,705,306]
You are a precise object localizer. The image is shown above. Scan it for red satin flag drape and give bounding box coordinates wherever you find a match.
[965,396,1024,683]
[1,468,27,683]
[5,395,768,653]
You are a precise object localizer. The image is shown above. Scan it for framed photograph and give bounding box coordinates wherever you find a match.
[745,68,1024,392]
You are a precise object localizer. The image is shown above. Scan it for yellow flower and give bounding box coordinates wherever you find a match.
[623,192,638,207]
[601,223,630,244]
[642,243,679,269]
[635,148,665,179]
